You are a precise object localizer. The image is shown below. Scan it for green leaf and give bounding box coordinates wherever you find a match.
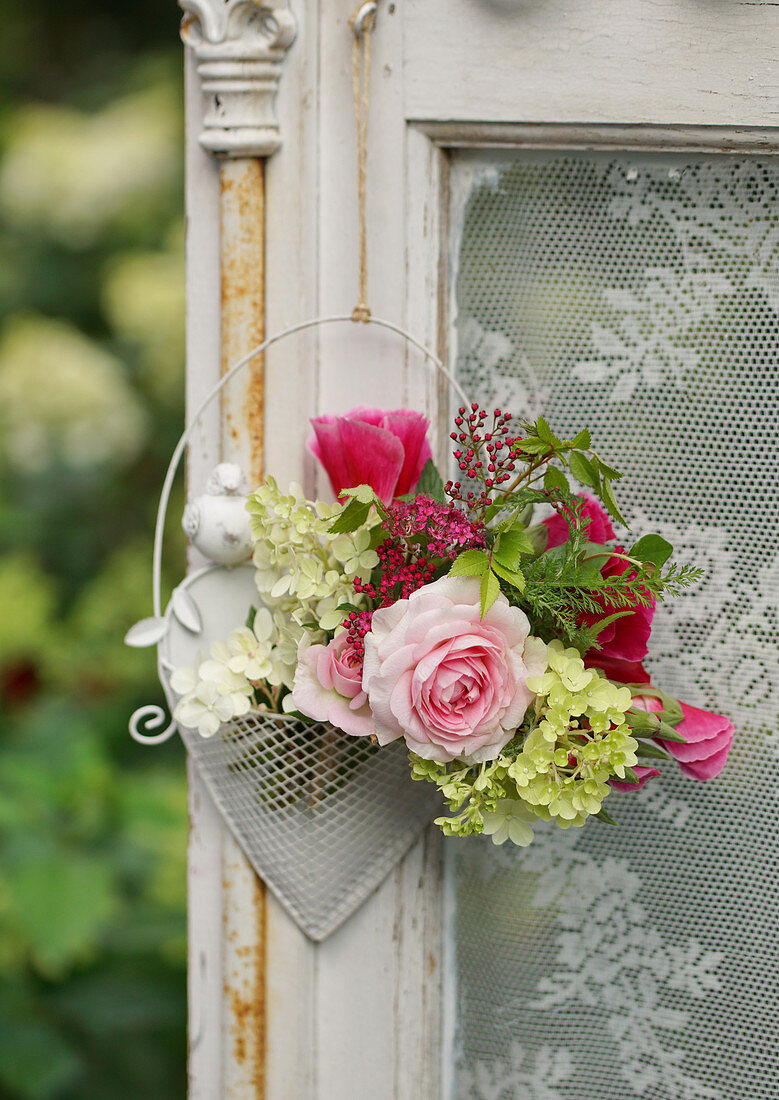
[569,428,591,450]
[569,451,599,490]
[339,483,377,504]
[600,478,626,526]
[415,458,446,502]
[636,741,671,760]
[494,527,534,567]
[596,806,619,825]
[449,549,490,578]
[535,417,553,443]
[513,438,549,455]
[594,457,623,481]
[630,533,674,569]
[620,766,641,785]
[544,466,569,493]
[0,1018,80,1100]
[245,604,257,630]
[329,498,370,534]
[626,708,661,732]
[490,560,526,592]
[480,568,501,617]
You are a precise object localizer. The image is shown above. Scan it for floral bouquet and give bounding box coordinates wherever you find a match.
[171,404,733,848]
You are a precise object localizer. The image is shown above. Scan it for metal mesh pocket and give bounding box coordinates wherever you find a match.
[179,709,439,939]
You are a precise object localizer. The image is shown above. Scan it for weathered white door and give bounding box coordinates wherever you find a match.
[182,2,779,1096]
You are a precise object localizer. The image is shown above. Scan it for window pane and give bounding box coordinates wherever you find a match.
[447,150,779,1100]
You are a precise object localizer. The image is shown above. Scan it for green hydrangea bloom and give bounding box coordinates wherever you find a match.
[411,640,640,845]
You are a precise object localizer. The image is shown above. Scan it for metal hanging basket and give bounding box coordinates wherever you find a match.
[127,315,469,939]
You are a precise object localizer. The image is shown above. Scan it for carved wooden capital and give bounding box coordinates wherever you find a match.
[180,0,297,158]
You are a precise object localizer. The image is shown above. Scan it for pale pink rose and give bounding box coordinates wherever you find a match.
[632,693,734,780]
[308,406,432,504]
[362,575,547,763]
[291,634,374,738]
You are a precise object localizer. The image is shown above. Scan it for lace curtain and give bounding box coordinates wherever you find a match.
[447,150,779,1099]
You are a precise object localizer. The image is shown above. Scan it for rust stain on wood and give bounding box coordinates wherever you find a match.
[223,873,267,1095]
[219,155,267,1096]
[220,158,265,483]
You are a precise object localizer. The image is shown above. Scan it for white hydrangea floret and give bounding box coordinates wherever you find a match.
[481,799,537,846]
[226,609,275,682]
[170,639,254,739]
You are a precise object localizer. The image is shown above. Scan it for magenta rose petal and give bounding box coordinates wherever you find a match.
[381,411,433,496]
[543,494,616,549]
[600,601,655,662]
[657,703,733,760]
[666,701,732,744]
[585,654,652,684]
[308,417,354,498]
[609,765,661,793]
[339,418,405,503]
[344,405,387,428]
[657,726,733,764]
[678,741,733,781]
[582,552,656,663]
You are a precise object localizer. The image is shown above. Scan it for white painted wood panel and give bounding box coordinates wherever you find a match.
[184,48,227,1100]
[404,0,779,127]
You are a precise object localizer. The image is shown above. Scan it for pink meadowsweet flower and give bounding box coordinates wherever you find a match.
[631,693,734,780]
[362,575,547,764]
[609,765,661,793]
[543,493,615,549]
[308,406,432,504]
[291,633,374,738]
[346,495,486,657]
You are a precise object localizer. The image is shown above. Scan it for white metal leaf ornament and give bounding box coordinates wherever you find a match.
[124,616,168,648]
[170,585,202,634]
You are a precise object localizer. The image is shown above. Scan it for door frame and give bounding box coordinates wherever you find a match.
[183,1,779,1095]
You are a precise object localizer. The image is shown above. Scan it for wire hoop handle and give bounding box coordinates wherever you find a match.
[151,313,470,620]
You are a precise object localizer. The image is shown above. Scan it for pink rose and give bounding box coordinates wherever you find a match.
[609,765,661,793]
[543,494,615,549]
[291,634,374,738]
[632,694,734,780]
[362,575,547,763]
[308,406,433,504]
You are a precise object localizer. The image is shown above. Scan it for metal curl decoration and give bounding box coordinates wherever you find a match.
[129,704,177,745]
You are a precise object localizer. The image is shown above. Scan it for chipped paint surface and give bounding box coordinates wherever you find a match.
[222,835,267,1098]
[219,155,267,1098]
[220,157,265,485]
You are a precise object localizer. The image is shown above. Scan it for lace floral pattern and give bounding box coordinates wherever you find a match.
[449,151,779,1098]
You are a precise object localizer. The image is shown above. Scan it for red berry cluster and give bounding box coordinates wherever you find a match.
[445,405,518,513]
[342,495,485,656]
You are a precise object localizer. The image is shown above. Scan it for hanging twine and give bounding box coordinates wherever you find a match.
[349,3,377,323]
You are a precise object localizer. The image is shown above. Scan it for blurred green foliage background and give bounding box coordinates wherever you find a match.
[0,0,188,1095]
